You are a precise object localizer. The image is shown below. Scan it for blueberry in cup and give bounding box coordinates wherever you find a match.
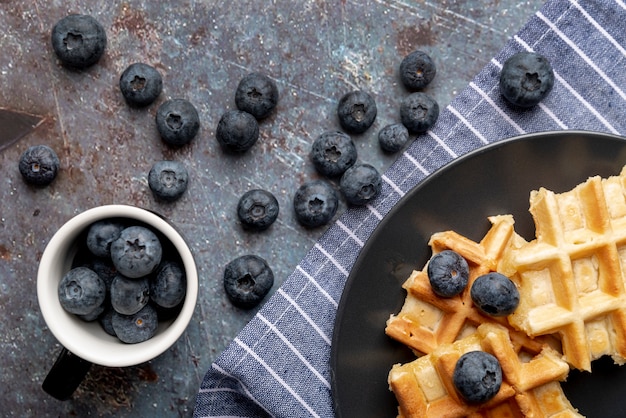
[110,225,163,279]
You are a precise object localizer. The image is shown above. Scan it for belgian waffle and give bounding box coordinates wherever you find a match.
[388,323,580,418]
[385,215,549,356]
[499,167,626,371]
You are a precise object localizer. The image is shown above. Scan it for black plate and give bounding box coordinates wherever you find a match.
[331,130,626,418]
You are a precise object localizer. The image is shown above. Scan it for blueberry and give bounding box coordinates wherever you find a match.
[148,160,189,202]
[110,274,150,315]
[223,255,274,309]
[150,260,186,309]
[293,180,339,228]
[18,145,60,187]
[426,250,470,298]
[151,300,184,321]
[78,303,106,322]
[337,90,377,134]
[119,63,163,107]
[51,14,107,69]
[86,219,125,258]
[339,163,382,206]
[58,267,106,315]
[215,109,259,153]
[156,99,200,147]
[111,304,159,344]
[399,50,436,90]
[91,258,118,292]
[471,272,520,316]
[400,92,439,134]
[235,72,279,119]
[378,123,409,153]
[99,307,117,336]
[237,189,280,231]
[453,351,502,404]
[310,131,357,178]
[500,51,555,107]
[110,226,163,279]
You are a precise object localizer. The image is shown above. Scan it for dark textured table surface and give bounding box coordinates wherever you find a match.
[0,1,544,416]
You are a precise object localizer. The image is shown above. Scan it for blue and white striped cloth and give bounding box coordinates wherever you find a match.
[194,1,626,416]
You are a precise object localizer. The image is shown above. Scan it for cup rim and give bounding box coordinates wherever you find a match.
[37,205,198,368]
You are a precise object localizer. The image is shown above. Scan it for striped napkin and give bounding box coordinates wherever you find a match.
[194,0,626,416]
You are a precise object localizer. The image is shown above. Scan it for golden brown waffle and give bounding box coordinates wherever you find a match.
[388,323,580,418]
[500,168,626,371]
[385,215,549,356]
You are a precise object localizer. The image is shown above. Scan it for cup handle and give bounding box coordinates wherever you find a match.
[42,347,92,400]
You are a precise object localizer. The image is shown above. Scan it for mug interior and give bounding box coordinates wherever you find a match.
[37,205,198,368]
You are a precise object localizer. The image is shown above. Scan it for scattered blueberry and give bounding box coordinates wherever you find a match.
[399,50,436,90]
[237,189,280,231]
[337,90,377,134]
[310,131,357,177]
[223,255,274,309]
[119,63,163,107]
[427,250,470,298]
[215,109,260,153]
[111,304,159,344]
[339,163,382,206]
[18,145,60,187]
[58,267,107,316]
[400,92,439,134]
[378,123,409,153]
[499,51,555,108]
[110,274,150,315]
[50,14,107,69]
[235,72,279,119]
[150,260,186,309]
[156,99,200,147]
[453,351,502,404]
[110,226,163,279]
[471,272,520,317]
[293,180,339,228]
[86,220,125,258]
[148,160,189,202]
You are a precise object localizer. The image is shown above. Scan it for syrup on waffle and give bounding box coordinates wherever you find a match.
[388,323,580,418]
[385,215,550,356]
[499,167,626,371]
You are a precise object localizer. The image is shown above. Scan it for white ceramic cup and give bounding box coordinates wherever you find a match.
[37,205,198,399]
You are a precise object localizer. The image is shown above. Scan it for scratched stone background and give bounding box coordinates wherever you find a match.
[0,0,543,416]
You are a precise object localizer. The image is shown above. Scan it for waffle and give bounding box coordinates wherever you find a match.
[385,215,550,356]
[499,167,626,371]
[388,323,580,418]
